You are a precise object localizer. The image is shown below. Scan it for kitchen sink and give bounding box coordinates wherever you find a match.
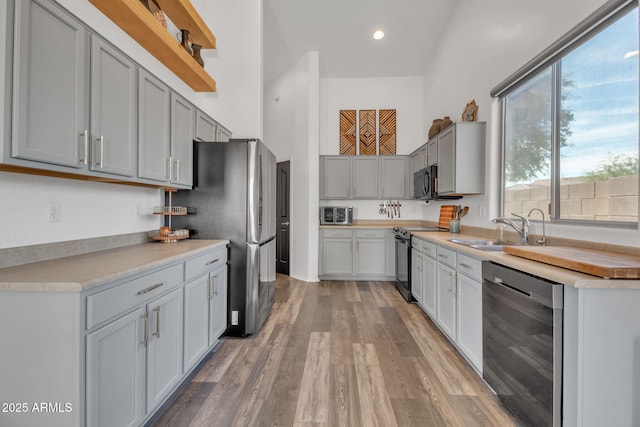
[448,238,523,251]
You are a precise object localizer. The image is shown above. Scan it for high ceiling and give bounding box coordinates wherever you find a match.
[263,0,460,84]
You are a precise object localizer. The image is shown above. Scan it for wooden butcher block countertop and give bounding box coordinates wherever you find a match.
[502,245,640,279]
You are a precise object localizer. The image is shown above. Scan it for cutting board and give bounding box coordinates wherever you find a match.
[438,205,457,229]
[503,246,640,279]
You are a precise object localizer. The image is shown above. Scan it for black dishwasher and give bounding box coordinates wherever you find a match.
[482,261,564,427]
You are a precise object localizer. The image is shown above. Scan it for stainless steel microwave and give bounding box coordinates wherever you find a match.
[320,206,353,225]
[414,165,461,201]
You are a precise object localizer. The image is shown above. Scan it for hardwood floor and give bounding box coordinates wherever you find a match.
[153,275,517,427]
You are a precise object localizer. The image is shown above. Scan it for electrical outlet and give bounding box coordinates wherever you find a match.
[48,201,61,223]
[231,311,239,325]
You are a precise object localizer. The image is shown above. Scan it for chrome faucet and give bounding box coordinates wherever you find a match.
[492,213,529,245]
[527,208,547,246]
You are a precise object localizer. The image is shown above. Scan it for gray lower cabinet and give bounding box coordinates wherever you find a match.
[170,92,195,187]
[355,229,386,276]
[208,266,228,345]
[456,253,483,372]
[184,275,210,371]
[412,238,437,318]
[86,307,146,427]
[138,69,171,182]
[320,229,354,275]
[12,0,88,168]
[90,36,137,176]
[435,246,457,341]
[319,228,395,279]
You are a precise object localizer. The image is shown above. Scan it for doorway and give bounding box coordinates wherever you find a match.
[276,161,290,275]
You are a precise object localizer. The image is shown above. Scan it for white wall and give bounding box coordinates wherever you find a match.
[423,0,640,247]
[264,52,320,282]
[320,76,424,155]
[0,0,262,249]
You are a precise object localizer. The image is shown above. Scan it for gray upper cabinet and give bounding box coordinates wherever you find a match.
[170,92,195,187]
[90,37,137,177]
[437,122,486,195]
[195,110,216,142]
[427,139,437,166]
[352,157,379,198]
[12,0,88,168]
[320,156,351,199]
[138,69,171,182]
[379,156,408,198]
[216,124,232,142]
[320,155,410,199]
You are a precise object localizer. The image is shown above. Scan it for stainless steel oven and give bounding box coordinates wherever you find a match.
[482,261,563,427]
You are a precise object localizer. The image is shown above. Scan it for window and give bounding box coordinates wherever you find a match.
[501,6,638,225]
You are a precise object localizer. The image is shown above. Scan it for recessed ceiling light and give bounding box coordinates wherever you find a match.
[373,30,385,40]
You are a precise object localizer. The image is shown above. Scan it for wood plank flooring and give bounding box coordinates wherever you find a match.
[152,276,517,427]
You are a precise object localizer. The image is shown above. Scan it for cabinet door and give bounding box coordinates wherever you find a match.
[184,275,209,371]
[320,156,350,199]
[13,0,88,168]
[436,262,457,340]
[355,238,386,276]
[147,288,184,410]
[421,255,437,318]
[427,139,437,166]
[216,124,232,142]
[352,157,379,198]
[170,92,195,186]
[380,156,407,198]
[457,274,483,372]
[138,69,170,182]
[321,238,353,275]
[411,249,423,304]
[90,37,137,176]
[195,110,216,142]
[437,126,456,194]
[209,267,228,345]
[86,307,146,427]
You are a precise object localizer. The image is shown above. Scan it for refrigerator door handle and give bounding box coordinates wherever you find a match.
[247,140,260,244]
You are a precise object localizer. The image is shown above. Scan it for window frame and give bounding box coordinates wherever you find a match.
[497,1,640,229]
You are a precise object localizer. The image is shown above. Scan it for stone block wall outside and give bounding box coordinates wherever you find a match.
[504,175,638,222]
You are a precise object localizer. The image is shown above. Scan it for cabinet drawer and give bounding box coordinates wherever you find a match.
[86,263,183,329]
[412,237,423,253]
[322,228,354,238]
[421,240,437,258]
[457,253,482,282]
[184,246,228,281]
[355,229,386,238]
[436,245,457,268]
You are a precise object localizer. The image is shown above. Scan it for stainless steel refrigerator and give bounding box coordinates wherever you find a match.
[171,138,276,336]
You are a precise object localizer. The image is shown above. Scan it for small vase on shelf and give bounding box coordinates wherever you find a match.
[440,116,453,131]
[179,29,192,55]
[192,44,204,67]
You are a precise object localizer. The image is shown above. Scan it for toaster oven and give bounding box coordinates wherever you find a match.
[320,206,353,225]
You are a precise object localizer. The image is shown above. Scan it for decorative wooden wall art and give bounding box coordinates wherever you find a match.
[378,109,396,155]
[339,110,357,155]
[359,110,377,155]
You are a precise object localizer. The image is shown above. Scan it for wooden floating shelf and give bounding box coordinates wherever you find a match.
[89,0,216,92]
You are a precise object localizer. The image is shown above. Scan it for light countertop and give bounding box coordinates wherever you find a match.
[0,240,228,292]
[412,230,640,289]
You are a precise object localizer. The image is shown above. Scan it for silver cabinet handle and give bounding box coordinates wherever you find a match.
[79,130,88,165]
[96,136,104,168]
[205,258,220,266]
[459,262,472,270]
[152,307,160,338]
[208,276,213,300]
[213,276,219,296]
[174,159,180,182]
[438,254,448,259]
[137,282,163,295]
[140,312,148,347]
[167,157,173,181]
